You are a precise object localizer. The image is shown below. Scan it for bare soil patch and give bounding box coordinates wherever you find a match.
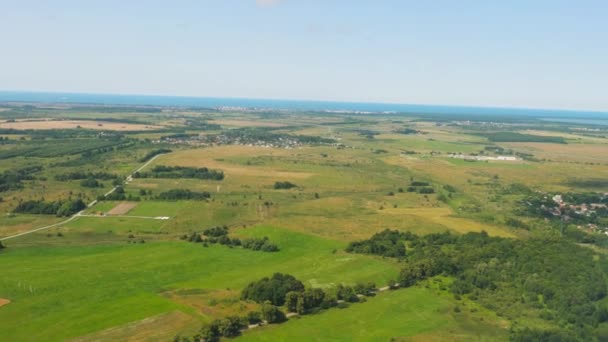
[0,119,162,131]
[0,298,10,307]
[107,202,138,215]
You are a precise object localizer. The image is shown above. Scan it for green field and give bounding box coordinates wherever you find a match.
[240,286,505,341]
[0,226,400,341]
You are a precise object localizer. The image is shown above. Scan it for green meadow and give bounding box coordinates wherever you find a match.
[0,226,399,341]
[240,287,506,342]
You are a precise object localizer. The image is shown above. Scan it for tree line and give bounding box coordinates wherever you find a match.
[14,198,86,217]
[183,225,279,252]
[241,273,376,312]
[133,165,224,181]
[156,189,211,200]
[55,171,117,181]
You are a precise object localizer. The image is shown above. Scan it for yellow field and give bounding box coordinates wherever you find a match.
[379,207,515,238]
[502,142,608,163]
[159,146,315,180]
[518,129,607,143]
[383,154,608,192]
[0,119,162,131]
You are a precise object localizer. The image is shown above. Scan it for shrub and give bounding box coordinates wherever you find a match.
[418,187,435,194]
[411,181,429,186]
[246,311,262,324]
[274,181,297,190]
[203,226,228,237]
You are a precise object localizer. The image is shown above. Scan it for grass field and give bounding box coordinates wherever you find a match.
[240,286,507,342]
[0,226,400,341]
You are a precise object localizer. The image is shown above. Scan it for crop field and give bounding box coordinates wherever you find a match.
[2,103,608,341]
[0,119,163,131]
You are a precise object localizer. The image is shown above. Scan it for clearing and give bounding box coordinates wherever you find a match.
[0,298,10,308]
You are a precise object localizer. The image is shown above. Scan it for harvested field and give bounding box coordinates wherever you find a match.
[162,146,315,179]
[71,311,197,342]
[107,202,138,215]
[0,119,162,131]
[503,142,608,163]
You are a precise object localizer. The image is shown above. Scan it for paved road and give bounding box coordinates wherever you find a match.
[0,153,166,241]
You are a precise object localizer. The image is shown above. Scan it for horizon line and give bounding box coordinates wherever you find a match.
[1,89,608,115]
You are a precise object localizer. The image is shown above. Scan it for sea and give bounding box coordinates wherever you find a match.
[1,91,607,123]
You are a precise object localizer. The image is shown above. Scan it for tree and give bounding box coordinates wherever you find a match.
[305,288,325,308]
[241,273,304,305]
[217,316,245,337]
[336,284,358,302]
[246,311,262,324]
[296,294,306,314]
[199,322,220,342]
[261,302,286,323]
[56,199,86,217]
[354,282,376,296]
[285,291,299,312]
[80,178,100,188]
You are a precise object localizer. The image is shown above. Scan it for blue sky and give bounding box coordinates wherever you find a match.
[1,0,607,110]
